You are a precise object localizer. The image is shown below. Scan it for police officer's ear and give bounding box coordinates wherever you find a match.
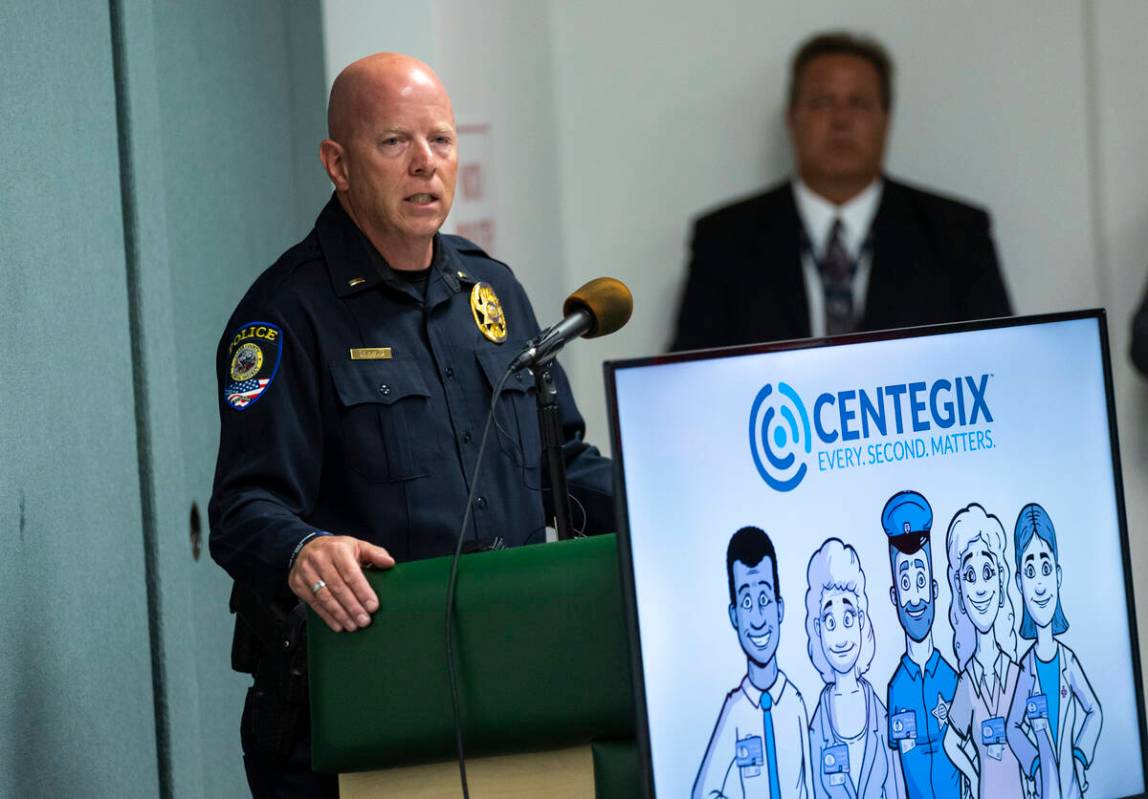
[728,603,738,631]
[777,597,784,624]
[320,139,350,192]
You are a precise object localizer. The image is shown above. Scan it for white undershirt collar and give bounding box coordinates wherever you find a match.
[793,178,884,260]
[792,178,884,337]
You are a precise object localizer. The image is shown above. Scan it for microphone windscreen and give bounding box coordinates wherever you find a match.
[562,277,633,338]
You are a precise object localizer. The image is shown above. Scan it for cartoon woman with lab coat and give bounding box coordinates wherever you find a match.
[1005,503,1102,799]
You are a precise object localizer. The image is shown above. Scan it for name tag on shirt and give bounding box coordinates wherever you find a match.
[1026,694,1049,732]
[982,716,1006,760]
[823,743,849,786]
[736,734,764,778]
[892,710,917,754]
[349,347,392,360]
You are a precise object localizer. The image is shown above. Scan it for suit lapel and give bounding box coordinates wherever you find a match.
[815,689,849,799]
[757,186,810,339]
[862,180,930,331]
[853,683,877,799]
[1057,644,1073,760]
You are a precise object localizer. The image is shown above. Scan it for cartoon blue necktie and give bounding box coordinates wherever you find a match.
[761,691,781,799]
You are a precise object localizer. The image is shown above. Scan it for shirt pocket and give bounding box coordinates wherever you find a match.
[474,343,542,486]
[329,360,431,482]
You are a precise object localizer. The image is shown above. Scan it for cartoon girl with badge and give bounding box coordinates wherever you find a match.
[1005,503,1102,799]
[942,503,1024,799]
[805,538,904,798]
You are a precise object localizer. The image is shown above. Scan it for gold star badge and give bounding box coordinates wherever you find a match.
[470,282,508,343]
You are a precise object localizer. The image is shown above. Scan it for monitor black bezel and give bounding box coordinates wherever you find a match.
[603,309,1147,799]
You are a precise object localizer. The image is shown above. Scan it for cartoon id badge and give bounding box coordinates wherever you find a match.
[823,743,849,787]
[1025,694,1049,733]
[891,710,917,754]
[736,734,764,778]
[982,716,1006,760]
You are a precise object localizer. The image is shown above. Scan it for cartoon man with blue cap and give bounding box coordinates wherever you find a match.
[883,490,962,799]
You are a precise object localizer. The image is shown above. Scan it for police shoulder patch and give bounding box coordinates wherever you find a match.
[223,321,283,411]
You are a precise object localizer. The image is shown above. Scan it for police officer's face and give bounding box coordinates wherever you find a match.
[892,549,936,642]
[334,69,458,255]
[787,54,888,191]
[816,588,863,676]
[1018,535,1061,630]
[958,540,1003,634]
[729,558,783,668]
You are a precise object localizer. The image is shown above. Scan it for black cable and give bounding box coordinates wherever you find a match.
[541,486,588,536]
[570,492,587,536]
[444,362,516,799]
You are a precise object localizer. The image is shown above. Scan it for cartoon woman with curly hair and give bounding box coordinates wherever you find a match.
[805,538,903,798]
[942,503,1023,799]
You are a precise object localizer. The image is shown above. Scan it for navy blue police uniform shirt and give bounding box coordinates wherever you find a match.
[208,196,615,597]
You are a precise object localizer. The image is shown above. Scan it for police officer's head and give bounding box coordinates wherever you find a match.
[882,490,938,642]
[320,53,458,270]
[786,31,892,204]
[727,526,784,667]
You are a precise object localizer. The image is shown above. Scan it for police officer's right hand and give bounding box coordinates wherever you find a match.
[288,535,395,632]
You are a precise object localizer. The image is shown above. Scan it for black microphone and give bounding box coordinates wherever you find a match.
[510,277,633,371]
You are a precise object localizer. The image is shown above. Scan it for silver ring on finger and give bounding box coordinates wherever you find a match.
[310,579,327,594]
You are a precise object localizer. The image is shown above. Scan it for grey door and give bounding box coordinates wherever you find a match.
[0,1,327,796]
[135,2,329,795]
[0,2,161,796]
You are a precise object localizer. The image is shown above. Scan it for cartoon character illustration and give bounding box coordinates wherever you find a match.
[881,491,963,799]
[1005,503,1102,799]
[805,538,905,798]
[694,526,813,799]
[942,503,1024,799]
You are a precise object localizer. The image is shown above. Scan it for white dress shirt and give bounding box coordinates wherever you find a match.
[693,669,813,799]
[792,179,884,337]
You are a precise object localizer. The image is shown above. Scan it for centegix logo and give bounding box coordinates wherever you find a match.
[749,374,996,491]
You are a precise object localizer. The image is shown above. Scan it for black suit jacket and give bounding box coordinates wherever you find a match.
[669,177,1012,351]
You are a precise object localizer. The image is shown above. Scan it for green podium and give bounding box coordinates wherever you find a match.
[308,534,642,797]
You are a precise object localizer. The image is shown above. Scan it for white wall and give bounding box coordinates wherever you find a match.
[321,1,434,80]
[429,0,568,321]
[322,0,1148,675]
[1090,0,1148,654]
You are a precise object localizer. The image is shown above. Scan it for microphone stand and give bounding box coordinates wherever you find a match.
[531,358,575,541]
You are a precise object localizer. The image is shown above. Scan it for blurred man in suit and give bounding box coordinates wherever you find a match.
[670,32,1012,351]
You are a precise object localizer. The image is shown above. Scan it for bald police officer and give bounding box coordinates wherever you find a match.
[883,490,962,799]
[209,53,614,797]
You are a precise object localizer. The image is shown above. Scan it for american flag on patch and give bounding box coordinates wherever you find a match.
[225,378,270,410]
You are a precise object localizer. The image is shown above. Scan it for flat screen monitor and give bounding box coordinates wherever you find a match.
[605,311,1146,799]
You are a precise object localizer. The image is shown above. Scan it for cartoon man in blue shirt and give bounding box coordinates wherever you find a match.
[883,491,962,799]
[694,526,813,799]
